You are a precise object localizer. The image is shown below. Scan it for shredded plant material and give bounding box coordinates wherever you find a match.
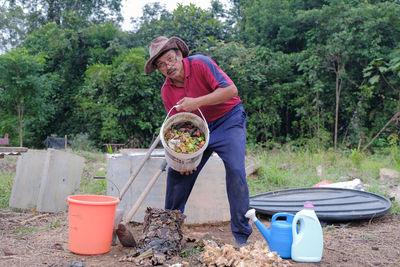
[199,240,293,267]
[119,208,186,265]
[164,121,206,153]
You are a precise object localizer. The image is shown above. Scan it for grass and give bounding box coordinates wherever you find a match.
[246,148,400,214]
[73,150,108,195]
[49,220,61,229]
[9,226,40,235]
[0,157,17,209]
[0,172,14,208]
[1,147,399,214]
[361,233,375,240]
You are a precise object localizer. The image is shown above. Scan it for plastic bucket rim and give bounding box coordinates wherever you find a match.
[160,112,210,159]
[67,194,120,206]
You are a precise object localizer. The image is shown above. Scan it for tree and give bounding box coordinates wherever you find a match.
[360,55,400,151]
[77,47,165,146]
[299,1,400,149]
[131,2,228,53]
[234,0,327,52]
[0,4,26,52]
[0,0,123,52]
[0,48,45,146]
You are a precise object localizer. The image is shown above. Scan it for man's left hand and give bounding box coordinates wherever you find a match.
[176,97,199,112]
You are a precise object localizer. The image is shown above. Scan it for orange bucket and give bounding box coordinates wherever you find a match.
[67,195,120,255]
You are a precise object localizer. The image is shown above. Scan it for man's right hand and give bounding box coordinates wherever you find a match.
[180,167,197,175]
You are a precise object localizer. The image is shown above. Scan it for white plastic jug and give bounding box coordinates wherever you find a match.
[291,201,323,262]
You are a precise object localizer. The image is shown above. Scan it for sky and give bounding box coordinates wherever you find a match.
[120,0,230,31]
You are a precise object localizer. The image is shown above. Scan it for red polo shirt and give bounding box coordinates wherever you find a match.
[161,55,242,122]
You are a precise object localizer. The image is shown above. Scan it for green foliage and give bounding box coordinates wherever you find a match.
[77,46,165,147]
[79,178,107,196]
[248,147,399,214]
[388,133,400,167]
[71,133,99,152]
[167,4,226,53]
[49,220,61,229]
[391,201,400,215]
[0,4,26,49]
[350,148,364,168]
[71,150,108,195]
[10,227,40,235]
[180,242,204,258]
[131,2,228,50]
[1,0,400,152]
[0,173,13,209]
[6,0,123,33]
[238,0,305,52]
[0,47,46,146]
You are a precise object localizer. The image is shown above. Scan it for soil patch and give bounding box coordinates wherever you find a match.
[1,209,399,266]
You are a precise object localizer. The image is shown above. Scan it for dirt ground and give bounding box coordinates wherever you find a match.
[1,209,400,267]
[1,155,400,266]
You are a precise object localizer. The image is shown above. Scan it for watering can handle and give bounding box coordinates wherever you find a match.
[272,212,293,223]
[163,105,207,125]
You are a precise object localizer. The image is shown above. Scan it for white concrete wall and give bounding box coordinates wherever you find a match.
[106,149,231,224]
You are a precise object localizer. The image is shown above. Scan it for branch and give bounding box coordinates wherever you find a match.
[381,73,397,92]
[361,110,400,152]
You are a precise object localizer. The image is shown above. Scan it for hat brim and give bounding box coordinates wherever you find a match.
[144,37,189,75]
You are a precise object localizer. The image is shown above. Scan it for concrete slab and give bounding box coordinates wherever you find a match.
[37,149,84,212]
[9,149,84,212]
[107,149,231,224]
[9,150,46,210]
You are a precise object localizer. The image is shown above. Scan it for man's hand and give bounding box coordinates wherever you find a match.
[180,167,197,175]
[175,84,238,112]
[176,97,199,112]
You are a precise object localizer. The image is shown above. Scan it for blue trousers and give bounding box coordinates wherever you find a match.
[165,103,252,244]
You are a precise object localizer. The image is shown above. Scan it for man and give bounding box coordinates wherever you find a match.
[145,36,252,246]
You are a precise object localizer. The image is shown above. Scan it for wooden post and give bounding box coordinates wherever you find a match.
[65,135,67,150]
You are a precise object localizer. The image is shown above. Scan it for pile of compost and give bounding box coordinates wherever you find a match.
[120,207,186,265]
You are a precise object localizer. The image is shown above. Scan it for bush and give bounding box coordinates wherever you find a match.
[71,133,99,152]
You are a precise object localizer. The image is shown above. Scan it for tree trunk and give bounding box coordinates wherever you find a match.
[334,70,342,151]
[17,102,24,147]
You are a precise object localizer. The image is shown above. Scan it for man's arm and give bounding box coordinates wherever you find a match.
[175,84,238,112]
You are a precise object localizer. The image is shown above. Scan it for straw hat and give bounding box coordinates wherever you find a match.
[144,36,189,75]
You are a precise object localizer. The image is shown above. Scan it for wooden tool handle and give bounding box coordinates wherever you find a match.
[122,160,167,224]
[119,134,161,199]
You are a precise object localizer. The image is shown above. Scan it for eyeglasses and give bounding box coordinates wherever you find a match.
[155,51,178,71]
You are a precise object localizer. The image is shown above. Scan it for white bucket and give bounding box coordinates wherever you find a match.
[160,106,210,172]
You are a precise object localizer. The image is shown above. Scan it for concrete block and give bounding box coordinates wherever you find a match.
[9,150,47,210]
[37,149,84,212]
[9,149,84,212]
[107,149,231,224]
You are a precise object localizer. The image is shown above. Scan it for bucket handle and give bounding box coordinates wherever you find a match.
[163,105,207,125]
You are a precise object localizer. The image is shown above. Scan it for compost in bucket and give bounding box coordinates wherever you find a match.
[161,112,209,172]
[164,121,206,153]
[67,195,119,255]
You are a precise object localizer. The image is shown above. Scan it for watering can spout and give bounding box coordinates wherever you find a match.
[245,209,271,244]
